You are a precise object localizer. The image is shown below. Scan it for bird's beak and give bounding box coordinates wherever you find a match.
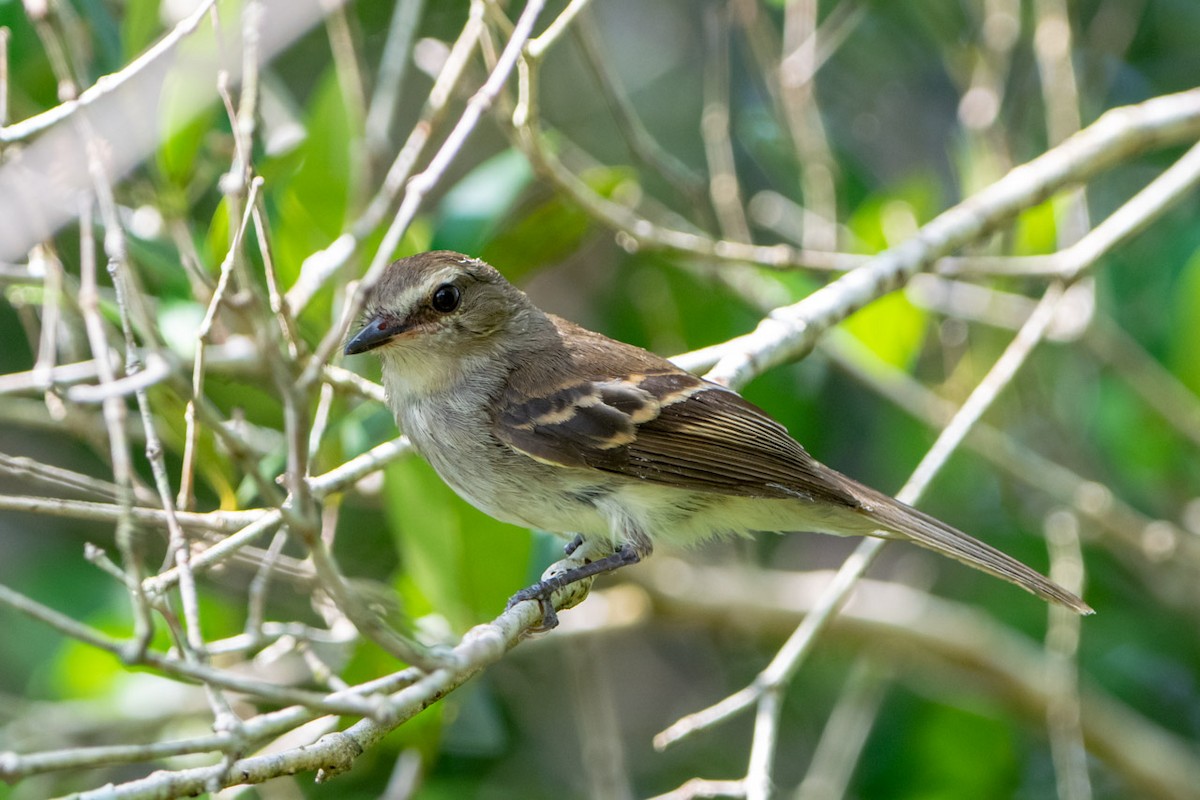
[344,314,408,355]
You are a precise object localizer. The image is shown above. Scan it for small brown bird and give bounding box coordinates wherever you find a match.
[345,251,1091,627]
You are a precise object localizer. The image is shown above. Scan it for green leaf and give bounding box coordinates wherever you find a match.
[480,192,590,280]
[847,177,941,254]
[154,0,231,186]
[270,64,362,298]
[157,299,207,360]
[121,0,162,62]
[147,386,238,509]
[906,703,1018,797]
[204,195,233,270]
[383,458,533,630]
[156,92,219,189]
[1169,245,1200,395]
[482,165,633,281]
[839,180,935,368]
[1012,198,1058,255]
[48,595,172,699]
[841,290,927,370]
[51,639,126,699]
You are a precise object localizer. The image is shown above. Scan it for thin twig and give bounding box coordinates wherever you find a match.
[0,582,383,718]
[43,588,586,799]
[819,327,1200,594]
[0,26,9,126]
[0,0,217,143]
[794,659,890,800]
[365,0,426,155]
[701,5,752,244]
[570,10,710,221]
[643,560,1200,800]
[659,281,1071,752]
[1044,511,1092,800]
[287,0,487,316]
[1084,318,1200,448]
[778,0,848,251]
[0,452,152,504]
[299,0,548,387]
[670,89,1200,378]
[0,493,258,531]
[76,197,153,655]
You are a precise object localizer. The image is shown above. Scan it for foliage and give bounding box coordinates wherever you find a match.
[1,0,1199,798]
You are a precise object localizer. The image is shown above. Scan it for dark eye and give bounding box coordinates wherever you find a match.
[431,283,461,313]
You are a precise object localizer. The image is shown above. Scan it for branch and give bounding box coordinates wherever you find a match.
[19,548,604,798]
[643,561,1200,800]
[299,0,550,387]
[0,0,217,144]
[698,88,1200,388]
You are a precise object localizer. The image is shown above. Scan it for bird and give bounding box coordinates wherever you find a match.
[344,250,1091,628]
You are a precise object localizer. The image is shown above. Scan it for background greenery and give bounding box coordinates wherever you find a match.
[1,0,1199,798]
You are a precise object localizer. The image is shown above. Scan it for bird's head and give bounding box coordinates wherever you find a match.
[344,251,543,393]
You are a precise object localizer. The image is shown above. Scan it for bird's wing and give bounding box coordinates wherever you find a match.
[492,325,1093,614]
[493,367,861,508]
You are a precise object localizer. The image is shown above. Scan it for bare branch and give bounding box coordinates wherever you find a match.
[643,561,1200,800]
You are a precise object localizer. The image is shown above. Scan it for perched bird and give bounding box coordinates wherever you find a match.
[345,251,1091,628]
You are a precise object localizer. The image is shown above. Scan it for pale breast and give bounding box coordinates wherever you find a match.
[397,393,612,537]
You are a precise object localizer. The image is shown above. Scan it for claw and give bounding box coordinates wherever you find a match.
[505,583,562,631]
[505,543,643,631]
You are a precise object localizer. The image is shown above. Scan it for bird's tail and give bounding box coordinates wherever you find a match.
[855,484,1093,615]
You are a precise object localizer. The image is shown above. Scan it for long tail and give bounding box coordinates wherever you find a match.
[854,484,1093,615]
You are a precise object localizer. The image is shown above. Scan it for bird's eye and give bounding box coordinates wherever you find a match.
[431,283,461,313]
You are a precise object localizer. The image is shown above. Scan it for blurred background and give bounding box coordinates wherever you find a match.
[1,0,1199,797]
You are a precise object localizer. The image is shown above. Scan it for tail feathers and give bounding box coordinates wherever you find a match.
[859,488,1093,615]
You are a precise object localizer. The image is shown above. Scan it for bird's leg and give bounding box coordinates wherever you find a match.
[507,541,646,631]
[563,533,585,556]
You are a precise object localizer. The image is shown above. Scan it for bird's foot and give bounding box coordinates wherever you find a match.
[506,542,642,631]
[563,533,585,557]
